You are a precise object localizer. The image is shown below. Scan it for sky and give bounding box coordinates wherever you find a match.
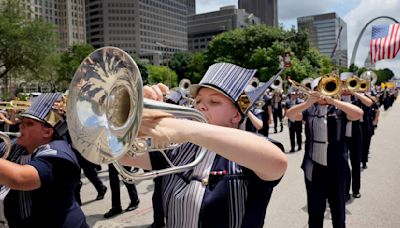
[196,0,400,78]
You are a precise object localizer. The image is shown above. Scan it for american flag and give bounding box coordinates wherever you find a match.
[370,23,400,64]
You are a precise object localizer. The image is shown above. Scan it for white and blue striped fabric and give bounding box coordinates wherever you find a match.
[190,63,257,102]
[19,93,61,125]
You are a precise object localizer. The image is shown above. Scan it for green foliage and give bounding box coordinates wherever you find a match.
[146,65,178,87]
[168,52,193,81]
[204,24,334,83]
[375,68,394,84]
[0,0,59,81]
[56,44,94,90]
[186,52,207,83]
[131,56,148,84]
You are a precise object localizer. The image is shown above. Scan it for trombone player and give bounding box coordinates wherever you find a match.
[286,76,363,228]
[340,72,373,200]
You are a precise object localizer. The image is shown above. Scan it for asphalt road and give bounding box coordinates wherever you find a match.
[81,99,400,228]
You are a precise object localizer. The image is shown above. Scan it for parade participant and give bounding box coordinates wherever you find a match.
[286,77,363,228]
[284,90,304,152]
[73,150,108,205]
[272,88,284,133]
[103,163,140,218]
[361,93,380,169]
[0,93,87,227]
[122,63,287,228]
[259,92,273,137]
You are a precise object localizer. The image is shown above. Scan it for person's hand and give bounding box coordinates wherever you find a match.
[138,109,188,149]
[321,95,335,105]
[305,91,320,105]
[143,83,169,101]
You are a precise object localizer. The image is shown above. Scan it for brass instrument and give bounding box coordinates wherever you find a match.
[0,100,31,110]
[166,79,195,106]
[343,75,360,92]
[317,74,342,97]
[249,77,260,88]
[287,78,313,95]
[254,100,265,109]
[179,78,191,91]
[288,74,342,97]
[0,132,21,159]
[270,76,283,91]
[360,70,377,91]
[301,78,313,90]
[67,47,208,182]
[358,79,369,93]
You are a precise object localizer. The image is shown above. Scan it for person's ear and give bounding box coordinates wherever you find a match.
[231,109,242,125]
[43,127,54,139]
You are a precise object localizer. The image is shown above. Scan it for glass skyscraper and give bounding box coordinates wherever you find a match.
[298,12,348,68]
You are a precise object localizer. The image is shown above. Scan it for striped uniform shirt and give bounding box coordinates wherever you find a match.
[151,142,280,228]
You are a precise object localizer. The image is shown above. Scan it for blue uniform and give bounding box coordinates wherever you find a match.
[151,142,280,228]
[1,140,88,228]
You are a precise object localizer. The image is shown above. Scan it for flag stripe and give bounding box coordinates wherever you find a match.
[393,24,400,58]
[370,23,400,64]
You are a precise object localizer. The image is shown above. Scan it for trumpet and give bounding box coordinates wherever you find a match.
[67,47,208,182]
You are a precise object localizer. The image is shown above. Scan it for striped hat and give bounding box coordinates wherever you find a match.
[19,93,63,127]
[189,63,257,102]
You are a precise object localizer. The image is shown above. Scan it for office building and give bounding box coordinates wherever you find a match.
[188,5,260,52]
[298,12,348,68]
[86,0,193,65]
[238,0,278,27]
[23,0,86,50]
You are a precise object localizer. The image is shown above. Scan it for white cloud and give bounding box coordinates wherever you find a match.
[278,0,342,21]
[195,0,400,76]
[344,0,400,76]
[195,0,237,14]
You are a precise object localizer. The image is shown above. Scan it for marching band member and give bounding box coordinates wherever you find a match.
[284,89,304,152]
[286,77,363,228]
[0,93,87,227]
[340,73,373,200]
[361,93,380,169]
[122,63,287,228]
[271,89,284,133]
[259,91,273,137]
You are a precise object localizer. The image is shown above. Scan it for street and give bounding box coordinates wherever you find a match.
[81,99,400,228]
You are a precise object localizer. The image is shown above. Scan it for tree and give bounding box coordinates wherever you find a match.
[205,24,334,83]
[146,65,178,87]
[168,52,193,81]
[56,44,94,91]
[131,56,148,84]
[186,52,207,83]
[0,0,59,95]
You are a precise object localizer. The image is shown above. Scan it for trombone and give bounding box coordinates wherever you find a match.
[0,100,31,110]
[67,47,208,182]
[288,74,342,97]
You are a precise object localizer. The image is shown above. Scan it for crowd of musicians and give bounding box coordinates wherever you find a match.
[0,57,398,228]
